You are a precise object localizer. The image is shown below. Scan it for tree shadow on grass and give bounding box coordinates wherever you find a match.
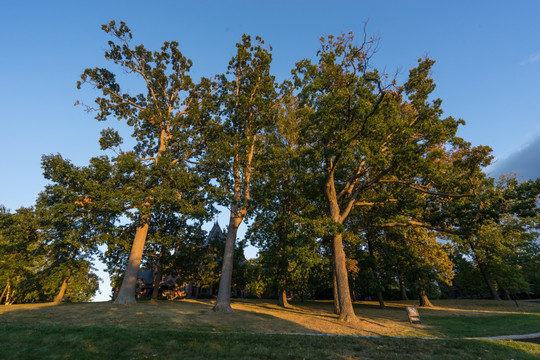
[2,299,538,338]
[0,300,323,335]
[237,299,338,320]
[0,298,422,337]
[1,300,539,359]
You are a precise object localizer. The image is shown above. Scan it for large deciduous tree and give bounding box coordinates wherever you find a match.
[77,21,212,304]
[293,33,486,321]
[206,35,279,312]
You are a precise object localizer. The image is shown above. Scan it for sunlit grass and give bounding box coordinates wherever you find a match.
[1,299,539,359]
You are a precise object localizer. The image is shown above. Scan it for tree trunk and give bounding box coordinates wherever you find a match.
[278,288,290,308]
[5,280,14,305]
[333,233,358,322]
[376,290,385,309]
[399,273,408,300]
[367,237,384,309]
[469,242,501,300]
[6,289,15,305]
[0,280,9,304]
[477,260,501,300]
[332,260,340,314]
[53,275,70,303]
[151,261,163,301]
[325,167,357,322]
[418,288,433,307]
[115,215,150,305]
[213,213,242,312]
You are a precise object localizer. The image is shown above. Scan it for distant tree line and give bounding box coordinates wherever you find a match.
[1,22,539,322]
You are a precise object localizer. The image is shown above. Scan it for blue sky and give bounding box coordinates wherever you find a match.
[1,1,539,300]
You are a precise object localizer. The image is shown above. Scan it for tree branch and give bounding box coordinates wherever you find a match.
[357,220,461,236]
[379,179,473,198]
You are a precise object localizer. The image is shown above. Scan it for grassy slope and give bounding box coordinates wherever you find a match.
[0,299,539,359]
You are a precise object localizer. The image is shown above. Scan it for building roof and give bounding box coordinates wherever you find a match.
[207,222,224,244]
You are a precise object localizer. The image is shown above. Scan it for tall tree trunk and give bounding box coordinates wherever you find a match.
[477,260,501,300]
[0,279,10,304]
[53,274,70,303]
[333,233,358,322]
[151,261,163,301]
[213,213,242,312]
[5,279,14,305]
[470,241,501,300]
[376,290,386,309]
[151,245,166,301]
[399,273,408,300]
[367,237,385,309]
[278,288,289,308]
[325,166,358,323]
[332,265,340,314]
[418,288,433,307]
[6,289,15,305]
[214,139,253,312]
[115,215,150,305]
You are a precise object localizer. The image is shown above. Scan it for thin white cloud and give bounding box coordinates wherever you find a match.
[520,51,540,65]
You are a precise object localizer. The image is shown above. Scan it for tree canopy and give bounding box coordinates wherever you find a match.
[2,23,538,323]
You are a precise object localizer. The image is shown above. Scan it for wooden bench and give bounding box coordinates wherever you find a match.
[405,306,421,324]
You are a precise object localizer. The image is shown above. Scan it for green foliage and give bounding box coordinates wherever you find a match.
[246,91,326,299]
[289,32,494,313]
[5,23,539,306]
[0,202,99,304]
[74,21,215,295]
[447,175,540,297]
[450,251,489,297]
[0,207,42,303]
[204,34,278,211]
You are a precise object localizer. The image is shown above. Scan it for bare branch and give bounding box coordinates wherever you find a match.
[117,38,163,118]
[337,160,367,200]
[108,91,146,111]
[379,179,473,198]
[357,220,461,236]
[354,199,397,207]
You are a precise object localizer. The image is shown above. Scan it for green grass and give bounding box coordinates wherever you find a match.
[423,313,540,338]
[0,299,539,359]
[1,322,539,360]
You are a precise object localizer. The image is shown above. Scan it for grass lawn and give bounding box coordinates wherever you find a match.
[0,299,539,359]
